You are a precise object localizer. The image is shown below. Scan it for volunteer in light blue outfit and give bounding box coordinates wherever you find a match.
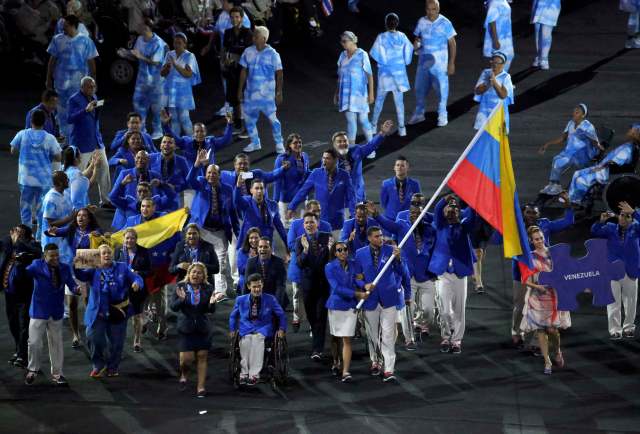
[238,26,284,154]
[336,31,374,147]
[62,146,99,210]
[380,155,421,221]
[539,104,603,196]
[473,51,514,133]
[325,241,363,383]
[591,201,640,340]
[409,0,457,127]
[620,0,640,48]
[74,244,143,377]
[331,121,391,202]
[125,18,168,139]
[10,109,62,235]
[569,123,640,204]
[531,0,561,69]
[370,13,413,136]
[41,172,74,264]
[484,0,514,71]
[161,33,201,136]
[46,15,98,138]
[274,133,310,227]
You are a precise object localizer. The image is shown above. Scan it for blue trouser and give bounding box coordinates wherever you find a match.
[19,185,46,239]
[534,23,554,62]
[345,111,372,144]
[414,60,448,116]
[87,317,127,371]
[549,150,591,183]
[168,108,193,136]
[568,166,609,203]
[243,101,283,147]
[133,83,164,136]
[372,90,405,129]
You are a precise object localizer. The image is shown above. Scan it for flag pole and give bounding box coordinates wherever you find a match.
[356,102,504,310]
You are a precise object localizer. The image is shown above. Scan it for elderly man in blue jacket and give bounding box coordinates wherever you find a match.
[24,243,79,386]
[354,226,409,382]
[67,76,111,207]
[229,273,286,386]
[429,195,476,354]
[591,201,640,340]
[288,148,356,240]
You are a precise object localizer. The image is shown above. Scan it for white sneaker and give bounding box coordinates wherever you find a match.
[625,36,640,49]
[407,113,425,125]
[275,143,286,154]
[215,104,231,116]
[539,60,550,70]
[532,57,540,68]
[437,114,448,127]
[242,143,262,153]
[540,183,563,195]
[367,151,376,159]
[398,126,407,137]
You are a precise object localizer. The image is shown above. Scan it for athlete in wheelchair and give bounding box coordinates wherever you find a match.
[229,273,288,387]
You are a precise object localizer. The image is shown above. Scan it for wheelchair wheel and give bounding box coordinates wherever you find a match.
[228,331,241,389]
[271,335,289,386]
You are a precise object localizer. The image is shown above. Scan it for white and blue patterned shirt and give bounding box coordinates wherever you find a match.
[483,0,514,58]
[563,119,598,156]
[240,45,283,104]
[134,33,168,87]
[46,33,98,91]
[163,50,201,110]
[42,189,74,264]
[531,0,561,27]
[413,15,457,71]
[65,166,90,210]
[370,31,413,93]
[10,129,61,188]
[337,48,372,113]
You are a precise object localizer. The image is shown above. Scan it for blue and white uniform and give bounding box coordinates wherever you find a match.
[65,165,90,210]
[484,0,514,71]
[548,119,599,183]
[369,31,413,129]
[412,14,456,121]
[163,49,201,135]
[620,0,640,48]
[46,32,98,136]
[337,48,373,143]
[132,33,168,138]
[531,0,561,67]
[473,69,514,132]
[240,45,284,149]
[41,188,74,264]
[10,128,61,233]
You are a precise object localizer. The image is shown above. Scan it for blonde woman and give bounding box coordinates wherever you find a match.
[170,262,217,397]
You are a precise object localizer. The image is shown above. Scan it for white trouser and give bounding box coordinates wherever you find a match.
[364,305,398,373]
[200,228,230,294]
[291,281,305,322]
[436,273,467,344]
[412,278,436,326]
[79,148,111,204]
[28,317,64,376]
[228,234,239,287]
[183,189,196,209]
[397,305,413,344]
[608,274,638,334]
[239,333,265,377]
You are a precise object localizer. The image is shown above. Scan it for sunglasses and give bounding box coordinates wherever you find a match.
[410,201,423,207]
[335,247,348,253]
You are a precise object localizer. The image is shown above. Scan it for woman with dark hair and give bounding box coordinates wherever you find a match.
[170,262,217,397]
[236,227,261,293]
[170,223,220,284]
[274,133,310,228]
[108,130,145,182]
[46,207,102,348]
[114,228,151,353]
[63,146,100,210]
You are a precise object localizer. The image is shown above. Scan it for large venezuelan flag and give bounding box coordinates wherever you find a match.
[447,102,534,280]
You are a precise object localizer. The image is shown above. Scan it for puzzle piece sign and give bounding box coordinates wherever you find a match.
[538,239,624,311]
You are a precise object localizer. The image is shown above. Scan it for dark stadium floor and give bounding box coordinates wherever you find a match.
[0,0,639,432]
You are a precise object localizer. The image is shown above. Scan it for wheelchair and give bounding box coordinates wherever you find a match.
[228,331,289,389]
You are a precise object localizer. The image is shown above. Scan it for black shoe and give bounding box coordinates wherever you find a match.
[237,130,249,139]
[369,364,381,376]
[450,344,462,354]
[623,330,635,339]
[196,389,207,398]
[133,345,142,353]
[13,357,27,369]
[71,338,81,349]
[52,375,68,386]
[25,371,37,385]
[292,321,300,333]
[331,365,341,376]
[8,354,17,365]
[310,352,322,361]
[341,373,352,383]
[179,379,187,392]
[440,340,451,353]
[610,332,623,340]
[382,372,396,382]
[157,332,168,341]
[475,286,485,294]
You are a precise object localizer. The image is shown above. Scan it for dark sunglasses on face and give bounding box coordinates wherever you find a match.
[410,201,423,207]
[335,248,347,253]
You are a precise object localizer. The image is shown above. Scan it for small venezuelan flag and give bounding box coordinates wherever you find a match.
[447,102,535,281]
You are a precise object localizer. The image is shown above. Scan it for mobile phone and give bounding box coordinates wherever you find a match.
[241,172,254,180]
[96,99,105,107]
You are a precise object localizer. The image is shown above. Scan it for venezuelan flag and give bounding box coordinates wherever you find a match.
[447,102,534,280]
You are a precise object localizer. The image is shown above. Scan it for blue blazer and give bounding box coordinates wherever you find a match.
[109,180,177,230]
[26,103,59,137]
[339,134,384,202]
[288,167,355,230]
[273,152,310,203]
[325,259,358,310]
[229,293,287,338]
[67,91,104,153]
[591,220,640,278]
[110,128,156,153]
[186,166,237,241]
[233,188,288,249]
[27,259,77,320]
[339,217,378,255]
[380,177,421,220]
[162,122,232,167]
[374,213,436,282]
[75,262,144,328]
[286,217,331,283]
[148,152,190,195]
[428,198,476,278]
[108,147,136,182]
[396,210,410,222]
[354,244,409,310]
